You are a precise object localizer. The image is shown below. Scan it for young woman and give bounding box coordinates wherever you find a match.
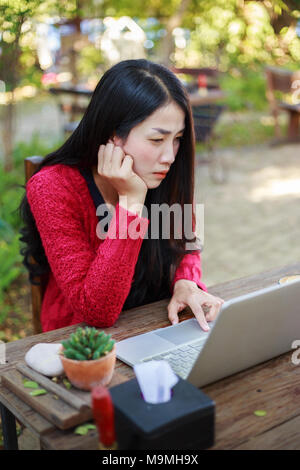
[19,59,224,333]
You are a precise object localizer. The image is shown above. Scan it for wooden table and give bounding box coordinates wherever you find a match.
[278,102,300,142]
[1,262,300,450]
[189,89,225,107]
[49,86,226,107]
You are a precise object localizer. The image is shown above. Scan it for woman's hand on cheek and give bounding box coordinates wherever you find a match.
[167,279,225,332]
[98,140,148,202]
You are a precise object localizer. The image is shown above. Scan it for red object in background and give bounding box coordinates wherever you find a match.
[41,73,58,85]
[92,385,117,450]
[197,74,207,89]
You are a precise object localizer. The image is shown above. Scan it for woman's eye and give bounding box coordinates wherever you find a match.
[150,137,183,143]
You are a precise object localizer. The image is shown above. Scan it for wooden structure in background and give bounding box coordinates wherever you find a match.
[265,66,300,144]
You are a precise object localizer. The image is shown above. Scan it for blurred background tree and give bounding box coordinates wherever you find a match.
[176,0,300,69]
[0,0,109,171]
[1,0,300,170]
[0,0,75,171]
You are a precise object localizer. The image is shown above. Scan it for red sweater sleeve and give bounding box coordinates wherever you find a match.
[26,170,149,327]
[171,252,207,293]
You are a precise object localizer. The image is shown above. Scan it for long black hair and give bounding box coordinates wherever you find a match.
[19,58,198,309]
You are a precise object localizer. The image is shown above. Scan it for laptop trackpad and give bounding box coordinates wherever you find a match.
[154,318,208,345]
[116,332,175,363]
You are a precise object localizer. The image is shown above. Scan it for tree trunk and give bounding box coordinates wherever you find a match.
[0,14,24,172]
[1,95,15,172]
[157,0,192,66]
[264,0,297,34]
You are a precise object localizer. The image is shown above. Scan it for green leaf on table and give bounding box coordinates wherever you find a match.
[29,389,48,396]
[74,424,96,435]
[254,410,267,417]
[23,380,39,389]
[63,378,72,390]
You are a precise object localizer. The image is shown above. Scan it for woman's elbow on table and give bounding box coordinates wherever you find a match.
[73,302,122,329]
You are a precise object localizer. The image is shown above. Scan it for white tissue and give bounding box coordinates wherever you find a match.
[134,360,179,404]
[25,343,64,377]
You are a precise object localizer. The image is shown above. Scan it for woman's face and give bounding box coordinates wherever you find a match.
[112,101,186,189]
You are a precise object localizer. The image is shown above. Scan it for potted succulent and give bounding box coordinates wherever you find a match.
[59,326,116,391]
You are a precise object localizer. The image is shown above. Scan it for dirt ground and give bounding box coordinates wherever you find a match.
[195,143,300,289]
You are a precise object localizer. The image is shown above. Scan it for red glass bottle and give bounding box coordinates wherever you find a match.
[92,385,117,450]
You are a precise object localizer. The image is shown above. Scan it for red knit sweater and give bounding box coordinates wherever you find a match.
[26,164,207,332]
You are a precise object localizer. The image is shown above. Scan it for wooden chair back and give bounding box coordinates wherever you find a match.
[25,156,46,334]
[265,66,300,138]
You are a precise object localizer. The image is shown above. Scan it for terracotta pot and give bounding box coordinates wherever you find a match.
[60,345,116,391]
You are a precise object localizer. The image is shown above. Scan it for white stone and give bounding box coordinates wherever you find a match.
[25,343,64,377]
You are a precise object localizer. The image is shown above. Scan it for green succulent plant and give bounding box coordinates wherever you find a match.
[61,327,115,361]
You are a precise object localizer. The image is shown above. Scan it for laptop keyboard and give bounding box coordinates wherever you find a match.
[140,338,207,379]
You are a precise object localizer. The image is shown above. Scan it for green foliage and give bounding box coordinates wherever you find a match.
[23,379,39,388]
[220,68,268,111]
[0,234,23,323]
[0,235,22,291]
[0,133,63,325]
[195,108,288,152]
[61,327,115,361]
[181,0,300,70]
[0,174,23,231]
[74,423,96,435]
[12,132,63,167]
[0,0,42,90]
[0,0,86,90]
[29,388,47,396]
[213,117,280,148]
[0,147,24,322]
[77,45,106,77]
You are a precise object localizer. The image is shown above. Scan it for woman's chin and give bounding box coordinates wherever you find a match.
[146,178,164,189]
[148,182,161,190]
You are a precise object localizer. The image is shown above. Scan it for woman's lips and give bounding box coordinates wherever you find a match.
[153,171,168,178]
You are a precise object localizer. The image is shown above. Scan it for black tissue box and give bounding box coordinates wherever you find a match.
[109,377,215,450]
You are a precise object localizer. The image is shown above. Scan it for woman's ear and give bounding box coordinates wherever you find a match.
[112,135,124,147]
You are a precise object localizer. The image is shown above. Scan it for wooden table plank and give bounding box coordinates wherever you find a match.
[0,385,54,437]
[189,89,226,106]
[41,425,99,450]
[0,366,130,434]
[203,352,300,449]
[235,414,300,450]
[2,370,92,430]
[16,362,90,412]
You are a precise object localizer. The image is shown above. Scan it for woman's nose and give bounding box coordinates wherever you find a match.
[160,146,176,165]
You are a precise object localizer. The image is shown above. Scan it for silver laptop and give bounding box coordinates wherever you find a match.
[116,278,300,387]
